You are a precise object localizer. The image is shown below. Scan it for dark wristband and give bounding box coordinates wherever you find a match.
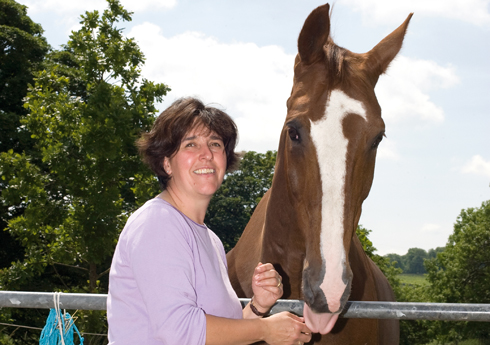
[250,296,269,317]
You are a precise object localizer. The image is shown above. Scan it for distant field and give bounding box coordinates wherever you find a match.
[426,340,482,345]
[398,273,429,286]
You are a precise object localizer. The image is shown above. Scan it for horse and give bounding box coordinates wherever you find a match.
[226,4,412,344]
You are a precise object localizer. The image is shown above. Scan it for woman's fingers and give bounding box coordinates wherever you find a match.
[254,263,282,286]
[254,274,281,287]
[256,283,283,296]
[288,314,312,343]
[300,331,313,344]
[287,314,304,323]
[254,262,274,273]
[263,312,312,345]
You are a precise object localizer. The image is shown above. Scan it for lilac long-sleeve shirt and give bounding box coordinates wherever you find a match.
[107,198,243,344]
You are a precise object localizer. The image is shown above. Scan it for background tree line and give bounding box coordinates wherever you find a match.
[1,0,489,344]
[386,246,446,275]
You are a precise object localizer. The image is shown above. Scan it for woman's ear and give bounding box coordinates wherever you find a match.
[163,157,171,175]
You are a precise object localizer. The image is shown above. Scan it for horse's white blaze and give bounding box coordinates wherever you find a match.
[310,90,367,312]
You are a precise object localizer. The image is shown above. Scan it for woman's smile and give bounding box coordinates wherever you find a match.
[194,168,216,175]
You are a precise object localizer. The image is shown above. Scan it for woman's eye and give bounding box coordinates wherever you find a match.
[210,141,223,149]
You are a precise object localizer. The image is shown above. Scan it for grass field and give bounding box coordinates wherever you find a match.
[398,273,429,286]
[426,340,485,345]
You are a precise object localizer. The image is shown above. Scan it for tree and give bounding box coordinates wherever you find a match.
[425,200,490,343]
[427,246,445,260]
[205,150,277,251]
[385,253,405,271]
[355,225,402,292]
[396,282,434,345]
[385,247,445,274]
[0,0,49,153]
[0,0,49,272]
[0,1,168,342]
[1,0,169,291]
[404,247,428,274]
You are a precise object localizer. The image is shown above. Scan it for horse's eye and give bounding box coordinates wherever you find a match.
[372,133,385,149]
[288,127,300,141]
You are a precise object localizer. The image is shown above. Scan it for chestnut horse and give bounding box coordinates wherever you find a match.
[227,4,412,344]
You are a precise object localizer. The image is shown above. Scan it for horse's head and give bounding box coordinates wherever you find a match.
[274,4,412,334]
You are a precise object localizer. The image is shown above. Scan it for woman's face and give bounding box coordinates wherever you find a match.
[164,125,227,200]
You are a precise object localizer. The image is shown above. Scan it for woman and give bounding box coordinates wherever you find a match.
[107,98,311,345]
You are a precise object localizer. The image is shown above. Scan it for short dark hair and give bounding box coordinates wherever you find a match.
[137,97,239,190]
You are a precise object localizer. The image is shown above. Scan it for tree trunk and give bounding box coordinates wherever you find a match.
[89,262,98,292]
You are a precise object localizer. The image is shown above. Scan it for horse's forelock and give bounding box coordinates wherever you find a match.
[323,43,345,84]
[323,43,377,98]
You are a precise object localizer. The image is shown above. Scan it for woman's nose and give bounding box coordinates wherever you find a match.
[199,144,213,160]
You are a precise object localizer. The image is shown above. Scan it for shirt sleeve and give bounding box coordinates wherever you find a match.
[129,208,206,345]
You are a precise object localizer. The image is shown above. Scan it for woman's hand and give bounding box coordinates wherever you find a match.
[261,312,312,345]
[251,262,283,313]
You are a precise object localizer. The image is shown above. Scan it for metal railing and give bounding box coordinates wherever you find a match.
[1,291,489,322]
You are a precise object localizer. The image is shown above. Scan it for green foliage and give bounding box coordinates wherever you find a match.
[205,150,277,251]
[0,0,50,274]
[405,247,429,274]
[1,0,169,292]
[386,247,446,275]
[1,1,168,343]
[356,224,377,257]
[355,225,403,299]
[428,247,445,260]
[425,200,490,343]
[398,282,434,345]
[393,271,434,345]
[357,227,436,345]
[0,0,49,153]
[386,253,405,271]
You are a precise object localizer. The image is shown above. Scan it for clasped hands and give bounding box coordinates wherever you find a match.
[251,262,312,345]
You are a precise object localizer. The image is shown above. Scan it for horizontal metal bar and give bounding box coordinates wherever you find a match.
[340,300,490,322]
[255,299,490,322]
[0,291,107,310]
[1,292,489,322]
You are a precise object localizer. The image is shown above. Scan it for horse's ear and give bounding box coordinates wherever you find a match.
[365,13,413,85]
[298,3,331,65]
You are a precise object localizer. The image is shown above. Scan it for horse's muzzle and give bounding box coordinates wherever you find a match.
[302,265,352,314]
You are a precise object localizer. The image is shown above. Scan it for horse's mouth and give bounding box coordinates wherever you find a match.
[303,303,340,334]
[301,264,352,335]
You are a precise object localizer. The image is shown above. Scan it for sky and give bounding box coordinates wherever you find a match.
[16,0,490,255]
